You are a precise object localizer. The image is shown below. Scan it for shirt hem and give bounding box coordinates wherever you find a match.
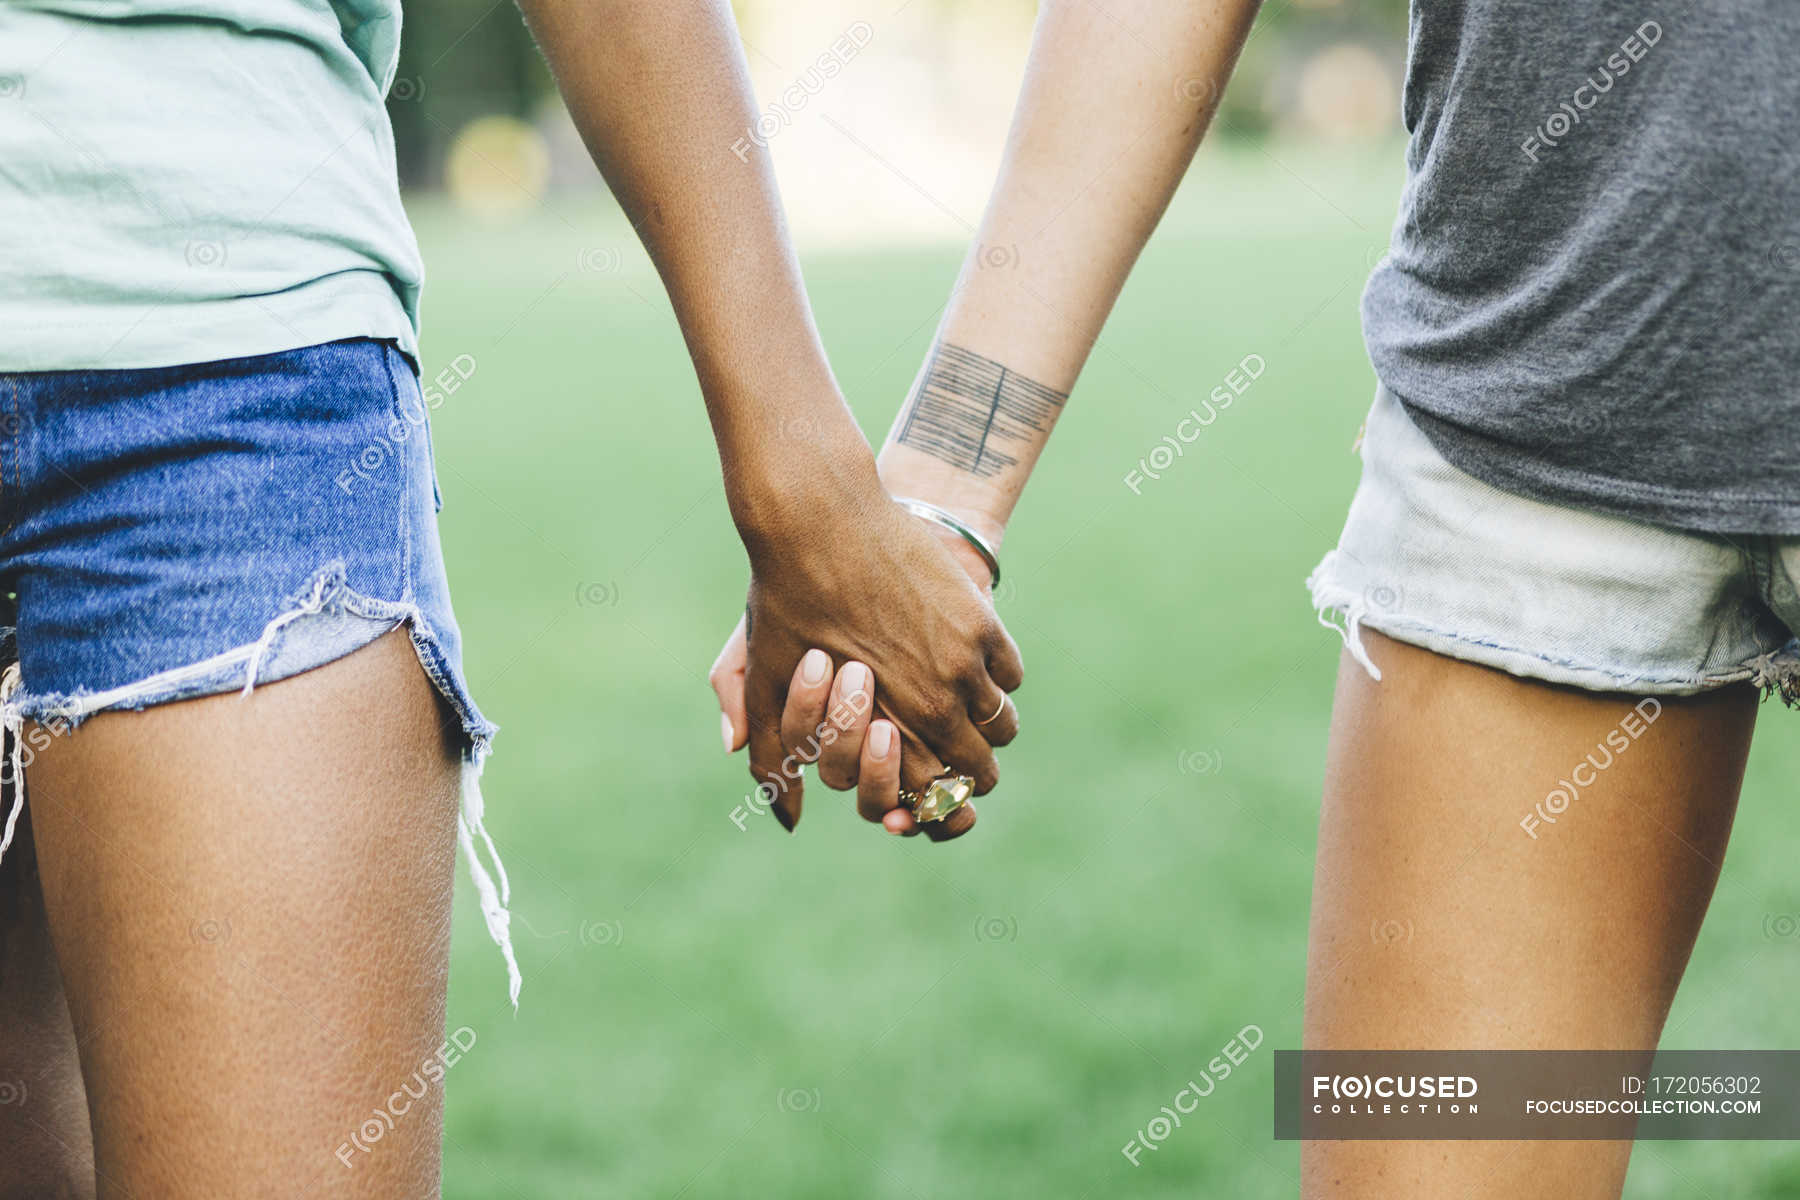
[1391,390,1800,538]
[0,274,419,375]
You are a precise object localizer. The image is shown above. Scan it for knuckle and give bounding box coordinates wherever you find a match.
[915,693,962,733]
[971,758,1000,795]
[900,762,937,792]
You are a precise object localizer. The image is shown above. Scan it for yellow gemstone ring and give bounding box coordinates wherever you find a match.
[900,772,975,824]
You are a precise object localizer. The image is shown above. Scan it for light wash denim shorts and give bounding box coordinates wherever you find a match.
[1308,386,1800,702]
[0,338,518,1001]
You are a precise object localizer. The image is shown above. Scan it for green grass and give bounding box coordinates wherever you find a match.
[405,145,1800,1198]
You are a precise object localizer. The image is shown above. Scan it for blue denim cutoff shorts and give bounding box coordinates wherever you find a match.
[1308,386,1800,702]
[0,338,518,1002]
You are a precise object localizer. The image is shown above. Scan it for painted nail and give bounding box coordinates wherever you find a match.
[868,722,892,759]
[720,712,734,753]
[801,649,829,686]
[840,662,869,702]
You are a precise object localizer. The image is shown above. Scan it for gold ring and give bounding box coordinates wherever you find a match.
[899,772,974,823]
[975,696,1007,726]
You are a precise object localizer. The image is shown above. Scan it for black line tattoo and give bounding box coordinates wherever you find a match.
[895,343,1067,478]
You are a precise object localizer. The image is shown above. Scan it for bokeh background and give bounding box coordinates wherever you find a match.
[399,2,1800,1195]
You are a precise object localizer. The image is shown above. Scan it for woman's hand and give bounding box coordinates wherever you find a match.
[710,627,1000,841]
[716,496,1029,834]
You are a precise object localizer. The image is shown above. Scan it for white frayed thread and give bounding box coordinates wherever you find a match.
[1306,555,1383,683]
[234,569,521,1006]
[0,662,24,870]
[240,570,335,697]
[1746,647,1800,707]
[458,758,520,1008]
[1316,605,1383,682]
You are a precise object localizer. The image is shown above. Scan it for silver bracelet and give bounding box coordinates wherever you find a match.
[892,496,1001,587]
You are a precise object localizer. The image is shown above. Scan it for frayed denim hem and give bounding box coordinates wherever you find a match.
[0,560,520,1008]
[1306,549,1800,707]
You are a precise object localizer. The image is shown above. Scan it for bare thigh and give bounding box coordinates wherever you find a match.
[1303,632,1756,1200]
[0,802,95,1199]
[25,628,463,1199]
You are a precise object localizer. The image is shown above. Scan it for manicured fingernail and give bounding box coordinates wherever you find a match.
[841,662,869,701]
[720,712,734,752]
[801,649,829,686]
[868,722,892,758]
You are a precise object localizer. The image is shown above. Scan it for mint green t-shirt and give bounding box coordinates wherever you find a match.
[0,0,422,371]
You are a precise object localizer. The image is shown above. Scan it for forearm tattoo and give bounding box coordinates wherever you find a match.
[894,343,1066,478]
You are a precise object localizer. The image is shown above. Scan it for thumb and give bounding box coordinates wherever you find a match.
[708,613,751,753]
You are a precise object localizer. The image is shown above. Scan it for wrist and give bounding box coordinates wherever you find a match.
[914,519,997,591]
[727,421,886,555]
[876,443,1010,548]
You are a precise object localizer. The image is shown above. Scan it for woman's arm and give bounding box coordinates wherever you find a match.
[516,0,863,531]
[723,0,1264,836]
[878,0,1263,549]
[520,0,1021,828]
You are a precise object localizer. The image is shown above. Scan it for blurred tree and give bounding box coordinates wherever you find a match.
[1217,0,1410,138]
[388,0,550,186]
[384,0,1411,187]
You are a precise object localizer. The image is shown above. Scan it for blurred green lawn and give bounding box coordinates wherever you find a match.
[408,146,1800,1198]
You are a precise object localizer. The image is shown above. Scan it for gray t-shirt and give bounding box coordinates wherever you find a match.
[1362,2,1800,534]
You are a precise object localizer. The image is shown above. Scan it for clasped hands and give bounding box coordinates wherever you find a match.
[709,470,1021,842]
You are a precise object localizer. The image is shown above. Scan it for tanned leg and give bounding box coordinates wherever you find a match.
[0,803,95,1199]
[26,629,464,1198]
[1302,632,1756,1199]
